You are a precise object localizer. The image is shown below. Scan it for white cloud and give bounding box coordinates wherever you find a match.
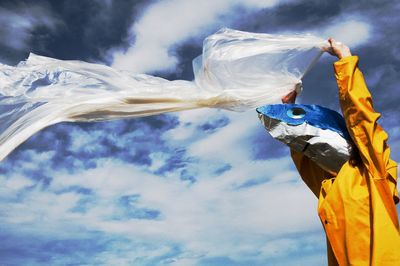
[274,15,372,53]
[110,0,281,73]
[0,121,321,263]
[43,157,320,260]
[0,174,34,195]
[186,110,259,164]
[163,108,222,141]
[68,127,107,154]
[110,0,373,75]
[320,18,371,47]
[0,108,324,264]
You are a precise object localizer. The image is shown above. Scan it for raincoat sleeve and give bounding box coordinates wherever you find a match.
[333,56,399,203]
[290,149,332,198]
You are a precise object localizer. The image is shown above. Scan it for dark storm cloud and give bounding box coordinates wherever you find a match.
[232,0,395,33]
[0,0,149,65]
[0,3,60,64]
[234,0,341,33]
[39,0,148,62]
[159,42,203,80]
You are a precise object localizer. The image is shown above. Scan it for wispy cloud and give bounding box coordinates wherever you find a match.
[110,0,282,73]
[320,18,371,47]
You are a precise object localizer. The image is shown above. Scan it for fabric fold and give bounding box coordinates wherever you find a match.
[0,28,325,161]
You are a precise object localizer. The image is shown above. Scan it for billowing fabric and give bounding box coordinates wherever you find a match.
[0,28,325,161]
[291,56,400,265]
[256,104,353,174]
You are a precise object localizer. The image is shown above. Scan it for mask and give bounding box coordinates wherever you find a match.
[257,104,354,174]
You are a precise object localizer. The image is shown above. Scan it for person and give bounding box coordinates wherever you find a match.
[282,38,400,265]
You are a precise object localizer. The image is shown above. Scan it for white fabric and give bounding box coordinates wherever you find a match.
[0,28,325,161]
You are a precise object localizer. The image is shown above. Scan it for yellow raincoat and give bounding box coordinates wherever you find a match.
[291,56,400,265]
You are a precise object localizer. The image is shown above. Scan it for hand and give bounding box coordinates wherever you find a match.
[281,90,297,104]
[323,38,352,59]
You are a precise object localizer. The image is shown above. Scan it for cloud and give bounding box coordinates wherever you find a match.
[0,6,59,51]
[1,0,399,265]
[47,158,320,258]
[272,15,372,49]
[0,108,325,265]
[110,0,282,73]
[319,17,371,47]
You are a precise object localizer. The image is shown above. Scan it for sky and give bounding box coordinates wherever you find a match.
[0,0,399,265]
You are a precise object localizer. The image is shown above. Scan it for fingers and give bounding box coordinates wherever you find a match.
[322,45,333,53]
[326,37,351,59]
[326,37,345,58]
[325,37,352,59]
[322,38,335,55]
[328,38,338,49]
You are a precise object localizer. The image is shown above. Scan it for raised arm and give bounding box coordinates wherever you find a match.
[327,39,398,201]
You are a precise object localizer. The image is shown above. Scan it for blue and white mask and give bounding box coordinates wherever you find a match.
[256,104,354,174]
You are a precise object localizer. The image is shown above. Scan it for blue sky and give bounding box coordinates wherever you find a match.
[0,0,399,265]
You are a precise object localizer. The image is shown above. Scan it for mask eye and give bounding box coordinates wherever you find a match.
[287,107,306,119]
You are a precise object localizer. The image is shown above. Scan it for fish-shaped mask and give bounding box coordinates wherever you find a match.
[256,104,354,174]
